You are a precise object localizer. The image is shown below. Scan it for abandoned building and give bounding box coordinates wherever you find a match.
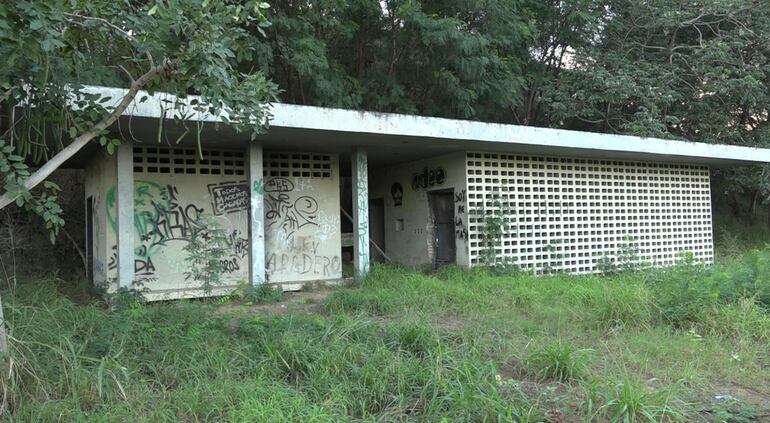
[76,86,770,300]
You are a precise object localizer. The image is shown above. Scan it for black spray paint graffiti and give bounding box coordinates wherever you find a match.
[264,177,319,243]
[411,167,446,190]
[454,189,468,241]
[107,181,248,279]
[391,182,404,207]
[134,183,206,257]
[265,239,340,278]
[208,181,249,215]
[108,245,157,275]
[266,253,341,278]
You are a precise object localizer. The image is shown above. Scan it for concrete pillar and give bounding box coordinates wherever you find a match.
[115,141,135,288]
[248,143,266,285]
[351,148,370,278]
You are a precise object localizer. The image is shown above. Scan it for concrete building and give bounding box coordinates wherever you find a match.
[77,86,770,299]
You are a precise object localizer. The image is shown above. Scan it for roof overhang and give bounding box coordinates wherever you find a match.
[75,85,770,169]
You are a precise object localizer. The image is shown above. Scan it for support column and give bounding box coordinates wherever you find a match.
[248,143,266,285]
[351,148,370,278]
[115,141,135,288]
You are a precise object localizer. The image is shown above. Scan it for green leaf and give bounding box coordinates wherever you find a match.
[148,4,159,16]
[69,127,77,138]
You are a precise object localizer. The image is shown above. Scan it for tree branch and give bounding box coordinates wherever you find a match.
[0,59,175,210]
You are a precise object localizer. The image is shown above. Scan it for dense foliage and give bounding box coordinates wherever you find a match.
[257,0,770,221]
[3,0,770,230]
[0,1,277,233]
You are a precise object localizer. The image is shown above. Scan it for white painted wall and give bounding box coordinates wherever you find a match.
[85,147,343,298]
[263,153,342,283]
[370,152,469,268]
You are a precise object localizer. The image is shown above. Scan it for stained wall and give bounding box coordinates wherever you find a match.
[115,146,251,297]
[263,152,342,283]
[370,152,469,268]
[84,149,116,289]
[85,146,342,298]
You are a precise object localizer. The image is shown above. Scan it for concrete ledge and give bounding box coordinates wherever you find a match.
[79,85,770,166]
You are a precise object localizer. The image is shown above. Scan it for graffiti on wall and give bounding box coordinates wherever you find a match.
[264,177,320,244]
[454,189,467,241]
[411,167,446,190]
[208,181,249,215]
[355,151,370,274]
[263,175,341,281]
[391,182,404,207]
[106,180,248,283]
[266,238,341,279]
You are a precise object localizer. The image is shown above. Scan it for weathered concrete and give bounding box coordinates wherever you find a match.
[352,148,370,278]
[80,85,770,166]
[262,153,342,284]
[249,144,265,285]
[370,152,469,267]
[115,141,135,288]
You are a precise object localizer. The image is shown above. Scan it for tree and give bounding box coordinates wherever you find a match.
[541,0,770,224]
[258,0,533,121]
[0,0,278,237]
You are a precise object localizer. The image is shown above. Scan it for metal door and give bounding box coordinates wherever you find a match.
[428,190,456,267]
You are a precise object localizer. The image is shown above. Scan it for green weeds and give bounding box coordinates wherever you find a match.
[2,250,770,421]
[527,340,592,382]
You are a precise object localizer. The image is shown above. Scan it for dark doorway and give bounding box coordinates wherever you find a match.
[369,198,386,263]
[428,189,456,268]
[85,196,94,284]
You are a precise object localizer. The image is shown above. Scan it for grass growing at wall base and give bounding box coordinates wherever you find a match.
[2,252,770,421]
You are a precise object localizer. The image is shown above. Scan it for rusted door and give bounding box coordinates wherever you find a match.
[428,190,456,268]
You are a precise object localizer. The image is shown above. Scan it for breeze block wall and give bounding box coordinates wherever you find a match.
[465,152,714,273]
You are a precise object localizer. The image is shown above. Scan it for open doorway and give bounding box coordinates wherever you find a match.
[85,196,94,284]
[369,198,386,263]
[428,189,456,268]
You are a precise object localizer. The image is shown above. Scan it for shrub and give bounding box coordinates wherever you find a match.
[182,213,231,294]
[527,340,592,382]
[232,282,284,304]
[597,376,689,422]
[388,319,439,357]
[695,297,770,343]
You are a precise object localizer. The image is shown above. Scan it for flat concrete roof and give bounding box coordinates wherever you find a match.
[82,85,770,167]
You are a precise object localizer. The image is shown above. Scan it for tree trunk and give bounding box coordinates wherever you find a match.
[0,60,173,211]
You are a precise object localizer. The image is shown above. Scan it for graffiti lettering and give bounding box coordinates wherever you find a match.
[253,178,264,195]
[226,230,249,258]
[264,178,320,244]
[106,181,247,281]
[208,181,249,215]
[266,253,341,278]
[411,167,446,191]
[265,177,295,193]
[455,189,467,241]
[108,245,157,275]
[220,258,240,273]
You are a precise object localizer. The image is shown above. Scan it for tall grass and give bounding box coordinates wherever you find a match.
[1,248,769,421]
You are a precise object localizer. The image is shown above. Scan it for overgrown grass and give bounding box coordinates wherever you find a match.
[1,249,770,421]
